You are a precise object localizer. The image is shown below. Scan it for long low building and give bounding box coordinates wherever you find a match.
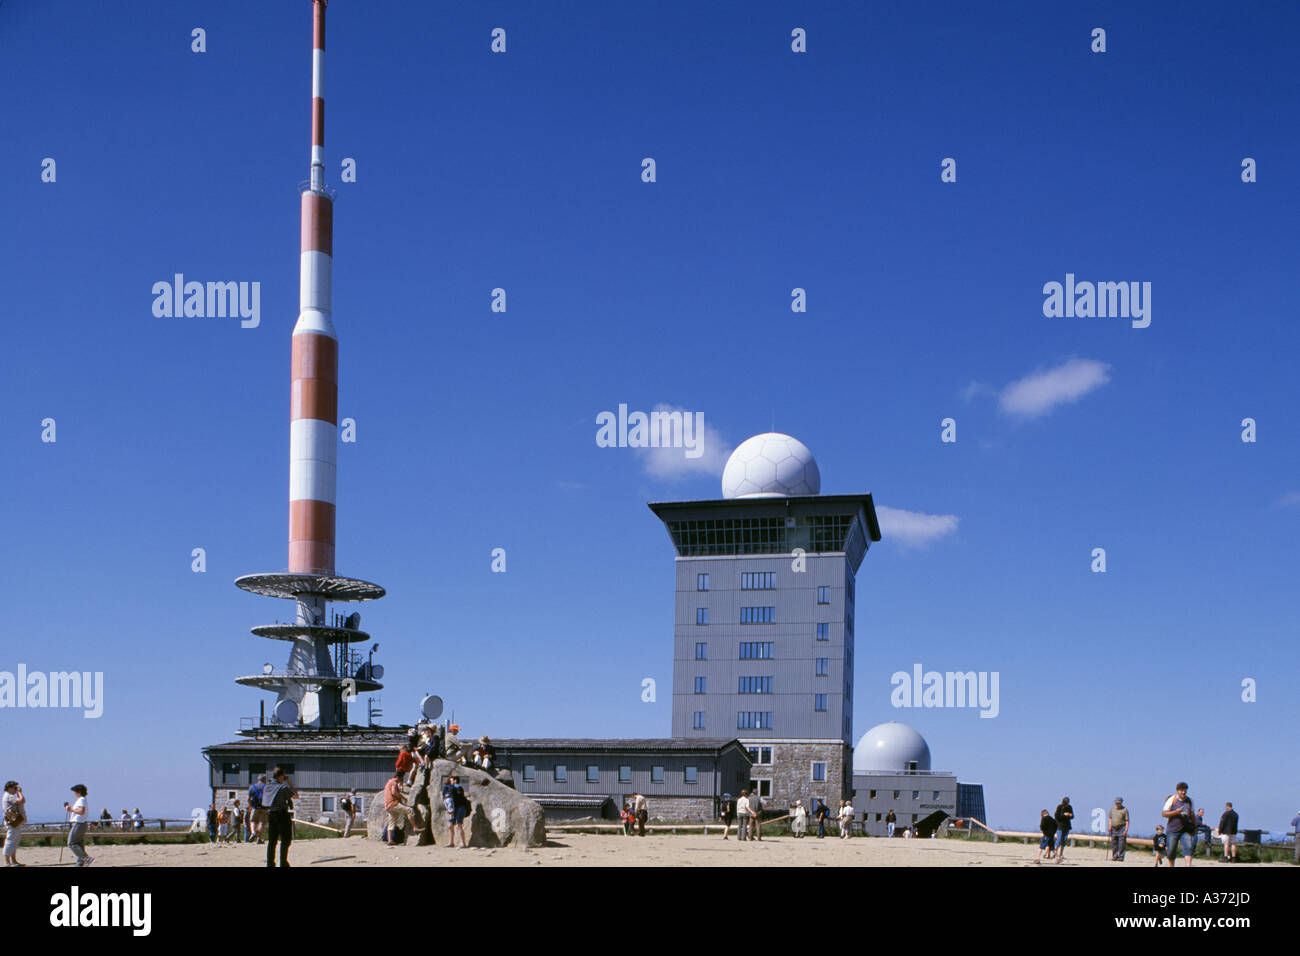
[491,737,752,822]
[202,732,753,826]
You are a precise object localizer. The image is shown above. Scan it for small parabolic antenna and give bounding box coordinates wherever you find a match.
[421,695,444,720]
[274,698,300,724]
[263,663,273,674]
[371,664,385,680]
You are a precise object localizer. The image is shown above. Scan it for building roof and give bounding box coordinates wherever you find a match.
[491,738,746,755]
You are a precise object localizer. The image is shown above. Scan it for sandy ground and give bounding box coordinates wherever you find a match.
[9,833,1281,867]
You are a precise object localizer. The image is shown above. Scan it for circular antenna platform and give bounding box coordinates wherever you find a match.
[235,673,382,693]
[421,695,444,720]
[235,573,386,602]
[273,699,300,724]
[250,624,372,645]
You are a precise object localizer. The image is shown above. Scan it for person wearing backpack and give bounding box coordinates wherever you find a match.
[442,774,471,848]
[341,789,358,838]
[3,781,27,867]
[248,774,267,844]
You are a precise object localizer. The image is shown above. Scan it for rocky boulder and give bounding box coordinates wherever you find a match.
[367,759,545,848]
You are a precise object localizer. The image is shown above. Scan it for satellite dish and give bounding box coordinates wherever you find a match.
[273,699,299,724]
[344,612,360,630]
[370,664,385,680]
[263,663,273,674]
[421,695,444,720]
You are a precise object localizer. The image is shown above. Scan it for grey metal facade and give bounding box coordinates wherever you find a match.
[649,495,880,805]
[851,771,958,836]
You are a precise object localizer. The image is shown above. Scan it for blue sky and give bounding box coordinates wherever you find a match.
[2,0,1298,833]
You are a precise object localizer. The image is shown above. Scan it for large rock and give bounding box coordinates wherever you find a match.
[367,759,545,848]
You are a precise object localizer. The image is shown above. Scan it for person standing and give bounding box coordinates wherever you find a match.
[262,765,297,868]
[442,774,470,848]
[841,798,855,839]
[132,808,144,832]
[3,781,26,867]
[1108,798,1130,862]
[815,799,830,838]
[65,784,92,867]
[229,802,242,843]
[341,789,358,838]
[792,799,807,838]
[248,774,267,844]
[206,804,218,844]
[749,790,763,841]
[1160,781,1196,867]
[120,808,130,832]
[735,791,751,842]
[719,793,735,839]
[1218,802,1239,862]
[1053,797,1074,863]
[886,808,896,838]
[1037,810,1057,863]
[634,791,648,837]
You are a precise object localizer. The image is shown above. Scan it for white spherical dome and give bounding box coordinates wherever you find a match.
[721,433,821,499]
[853,722,932,773]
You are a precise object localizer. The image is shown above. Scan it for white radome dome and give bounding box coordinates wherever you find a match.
[721,433,821,498]
[853,722,932,774]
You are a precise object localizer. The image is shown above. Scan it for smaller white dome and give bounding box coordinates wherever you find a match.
[853,722,931,774]
[721,433,821,499]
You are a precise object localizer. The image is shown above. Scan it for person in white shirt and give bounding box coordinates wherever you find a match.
[840,800,855,839]
[65,784,92,867]
[736,791,752,842]
[132,808,144,831]
[791,799,807,838]
[3,781,26,866]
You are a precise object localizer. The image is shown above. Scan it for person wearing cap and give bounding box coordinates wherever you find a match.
[262,765,298,867]
[1160,781,1196,866]
[1108,798,1130,861]
[248,773,268,843]
[791,799,807,838]
[64,784,92,867]
[719,793,735,839]
[3,781,26,867]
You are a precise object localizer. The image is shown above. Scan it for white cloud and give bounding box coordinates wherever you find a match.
[876,505,959,547]
[1277,491,1300,508]
[962,381,995,403]
[999,358,1110,419]
[633,404,730,481]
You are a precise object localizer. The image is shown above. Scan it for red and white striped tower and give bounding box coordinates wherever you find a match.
[235,1,385,731]
[290,0,337,580]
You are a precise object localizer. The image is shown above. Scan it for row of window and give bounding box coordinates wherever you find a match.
[520,765,701,785]
[737,676,772,694]
[695,638,834,660]
[694,574,834,606]
[694,612,832,641]
[863,790,944,801]
[692,659,832,686]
